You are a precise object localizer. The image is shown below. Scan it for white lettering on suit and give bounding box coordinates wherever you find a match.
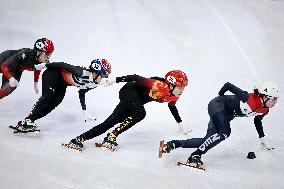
[199,133,221,152]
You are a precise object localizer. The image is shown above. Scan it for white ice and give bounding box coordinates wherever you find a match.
[0,0,284,188]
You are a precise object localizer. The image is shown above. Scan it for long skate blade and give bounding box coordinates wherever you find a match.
[13,129,40,133]
[177,162,205,172]
[62,143,82,152]
[9,125,40,133]
[159,140,165,158]
[9,125,17,130]
[95,143,116,152]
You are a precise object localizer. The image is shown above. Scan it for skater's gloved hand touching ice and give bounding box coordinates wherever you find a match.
[177,122,191,135]
[101,77,116,87]
[34,82,39,94]
[83,110,97,122]
[259,137,274,150]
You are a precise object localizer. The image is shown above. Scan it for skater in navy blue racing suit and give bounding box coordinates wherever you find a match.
[160,81,279,167]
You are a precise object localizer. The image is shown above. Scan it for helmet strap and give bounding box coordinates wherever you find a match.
[36,51,41,61]
[169,84,175,94]
[92,72,100,84]
[261,96,269,108]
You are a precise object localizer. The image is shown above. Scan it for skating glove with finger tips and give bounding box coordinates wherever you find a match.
[9,77,19,87]
[177,122,191,135]
[259,137,274,150]
[102,78,116,87]
[34,82,39,94]
[83,110,97,122]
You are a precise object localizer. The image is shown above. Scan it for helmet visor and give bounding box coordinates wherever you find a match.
[270,97,278,102]
[100,74,109,78]
[266,96,278,102]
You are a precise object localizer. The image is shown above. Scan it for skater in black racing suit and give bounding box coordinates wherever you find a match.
[0,38,54,100]
[15,59,111,132]
[67,70,189,150]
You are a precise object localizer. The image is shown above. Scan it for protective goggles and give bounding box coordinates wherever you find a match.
[97,69,109,78]
[93,70,109,78]
[268,96,278,102]
[100,74,109,78]
[42,52,52,58]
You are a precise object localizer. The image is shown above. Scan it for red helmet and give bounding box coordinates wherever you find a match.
[165,70,188,87]
[34,38,54,53]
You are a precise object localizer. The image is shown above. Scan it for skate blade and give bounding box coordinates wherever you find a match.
[95,143,116,152]
[62,143,82,152]
[13,129,40,133]
[159,140,165,158]
[9,125,40,133]
[177,162,205,172]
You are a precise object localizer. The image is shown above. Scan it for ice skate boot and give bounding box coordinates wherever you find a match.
[62,136,85,152]
[103,133,118,147]
[95,133,118,152]
[187,155,203,167]
[13,119,38,132]
[177,154,205,171]
[159,140,176,158]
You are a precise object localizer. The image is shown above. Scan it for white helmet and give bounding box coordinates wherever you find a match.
[258,81,280,98]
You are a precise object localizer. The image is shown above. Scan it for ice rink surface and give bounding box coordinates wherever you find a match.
[0,0,284,188]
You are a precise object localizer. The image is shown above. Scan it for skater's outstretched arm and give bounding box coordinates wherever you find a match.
[254,113,268,138]
[103,74,149,87]
[218,82,249,102]
[33,70,41,94]
[78,89,92,111]
[168,102,190,134]
[78,89,97,122]
[46,62,84,77]
[168,102,182,123]
[254,113,274,150]
[116,74,146,83]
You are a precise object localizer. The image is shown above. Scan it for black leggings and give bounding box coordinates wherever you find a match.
[27,68,67,121]
[81,102,146,140]
[80,81,148,141]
